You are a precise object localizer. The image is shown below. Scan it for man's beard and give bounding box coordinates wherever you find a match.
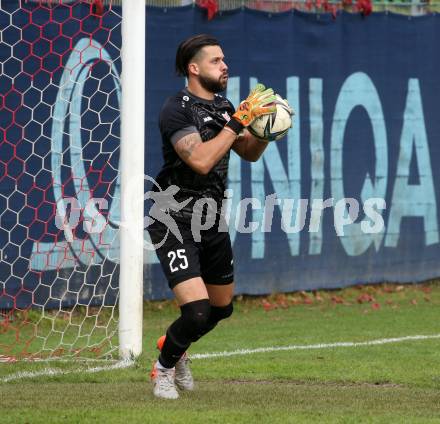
[198,73,227,93]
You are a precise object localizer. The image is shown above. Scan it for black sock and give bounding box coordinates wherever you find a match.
[158,325,190,368]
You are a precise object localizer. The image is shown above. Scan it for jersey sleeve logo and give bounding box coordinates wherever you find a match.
[181,95,190,108]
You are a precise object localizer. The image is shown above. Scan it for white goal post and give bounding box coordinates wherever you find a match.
[118,0,145,360]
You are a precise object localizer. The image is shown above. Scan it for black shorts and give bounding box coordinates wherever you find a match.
[148,218,234,289]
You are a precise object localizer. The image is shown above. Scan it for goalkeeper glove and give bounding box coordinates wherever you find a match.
[225,84,276,134]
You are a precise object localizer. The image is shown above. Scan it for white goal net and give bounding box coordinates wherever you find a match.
[0,0,144,361]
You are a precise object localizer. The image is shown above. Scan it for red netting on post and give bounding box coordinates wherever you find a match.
[0,0,122,361]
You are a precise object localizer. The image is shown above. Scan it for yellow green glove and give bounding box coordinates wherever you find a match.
[232,83,277,127]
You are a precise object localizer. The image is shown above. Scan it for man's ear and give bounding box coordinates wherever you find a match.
[188,62,199,76]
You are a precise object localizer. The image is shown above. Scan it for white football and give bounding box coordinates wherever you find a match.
[248,94,293,141]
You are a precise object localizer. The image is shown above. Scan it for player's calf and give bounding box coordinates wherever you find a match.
[154,302,233,389]
[159,299,211,368]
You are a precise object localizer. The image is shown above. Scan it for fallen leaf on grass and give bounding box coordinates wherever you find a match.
[331,295,345,304]
[261,299,275,311]
[313,292,324,303]
[357,293,375,304]
[371,303,381,310]
[275,294,289,308]
[298,291,314,304]
[303,297,313,305]
[382,286,395,293]
[290,297,301,306]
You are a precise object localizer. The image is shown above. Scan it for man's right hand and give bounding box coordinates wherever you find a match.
[232,84,276,127]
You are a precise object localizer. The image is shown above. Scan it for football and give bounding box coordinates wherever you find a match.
[248,94,293,141]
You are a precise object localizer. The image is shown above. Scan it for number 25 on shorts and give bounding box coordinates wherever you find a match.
[167,249,189,273]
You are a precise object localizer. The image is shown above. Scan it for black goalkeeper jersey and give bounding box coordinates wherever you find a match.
[154,88,235,220]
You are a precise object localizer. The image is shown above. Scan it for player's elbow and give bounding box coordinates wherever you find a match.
[196,166,210,176]
[190,161,211,176]
[185,152,215,175]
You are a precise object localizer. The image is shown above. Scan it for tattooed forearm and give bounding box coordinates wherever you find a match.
[175,133,202,159]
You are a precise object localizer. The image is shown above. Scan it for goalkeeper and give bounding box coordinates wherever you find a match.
[148,34,286,399]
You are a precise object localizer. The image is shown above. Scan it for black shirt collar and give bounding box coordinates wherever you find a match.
[182,87,224,105]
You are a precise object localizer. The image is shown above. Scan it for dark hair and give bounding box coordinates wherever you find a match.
[175,34,220,77]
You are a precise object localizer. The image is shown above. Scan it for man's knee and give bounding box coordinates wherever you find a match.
[170,300,232,345]
[210,302,233,323]
[180,299,211,342]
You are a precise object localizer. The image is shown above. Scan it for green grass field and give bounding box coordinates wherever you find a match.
[1,282,440,423]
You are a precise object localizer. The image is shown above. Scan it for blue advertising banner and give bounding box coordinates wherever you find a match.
[1,2,440,307]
